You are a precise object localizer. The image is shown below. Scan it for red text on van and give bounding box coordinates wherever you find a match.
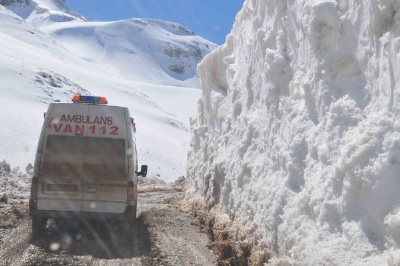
[48,117,119,136]
[59,114,113,125]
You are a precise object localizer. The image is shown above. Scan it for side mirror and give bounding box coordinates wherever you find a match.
[137,165,148,177]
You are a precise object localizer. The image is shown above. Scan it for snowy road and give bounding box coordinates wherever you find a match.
[0,190,216,266]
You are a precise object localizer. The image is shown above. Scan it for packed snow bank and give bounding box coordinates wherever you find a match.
[186,0,400,264]
[0,160,32,200]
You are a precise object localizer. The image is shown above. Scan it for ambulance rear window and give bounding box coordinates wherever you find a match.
[42,136,85,178]
[41,136,126,179]
[84,137,126,178]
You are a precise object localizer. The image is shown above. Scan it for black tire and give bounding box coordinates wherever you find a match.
[124,210,137,245]
[124,217,136,236]
[31,216,47,240]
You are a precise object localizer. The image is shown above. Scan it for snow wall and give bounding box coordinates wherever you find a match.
[187,0,400,264]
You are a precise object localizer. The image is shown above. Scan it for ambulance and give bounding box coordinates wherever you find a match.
[29,95,147,237]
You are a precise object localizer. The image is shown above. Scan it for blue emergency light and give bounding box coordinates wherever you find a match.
[72,95,108,104]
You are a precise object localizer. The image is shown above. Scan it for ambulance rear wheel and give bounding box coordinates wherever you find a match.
[124,216,137,246]
[31,216,47,240]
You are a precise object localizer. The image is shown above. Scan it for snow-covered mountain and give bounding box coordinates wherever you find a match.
[187,0,400,265]
[2,0,214,87]
[0,0,82,23]
[0,0,216,181]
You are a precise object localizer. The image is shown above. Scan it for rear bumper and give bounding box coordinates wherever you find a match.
[29,200,136,221]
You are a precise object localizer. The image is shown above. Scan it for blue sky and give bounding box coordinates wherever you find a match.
[66,0,244,45]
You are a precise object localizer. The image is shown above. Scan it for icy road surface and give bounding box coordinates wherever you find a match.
[0,190,216,266]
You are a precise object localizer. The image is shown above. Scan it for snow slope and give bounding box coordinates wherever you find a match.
[42,19,213,87]
[187,0,400,264]
[0,0,216,182]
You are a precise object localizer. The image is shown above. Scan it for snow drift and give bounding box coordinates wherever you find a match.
[187,0,400,264]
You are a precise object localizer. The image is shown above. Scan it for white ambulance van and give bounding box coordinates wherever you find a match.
[29,95,147,237]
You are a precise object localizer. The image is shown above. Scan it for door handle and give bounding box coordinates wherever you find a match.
[87,185,97,193]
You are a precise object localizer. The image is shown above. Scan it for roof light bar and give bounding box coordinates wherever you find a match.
[72,95,108,104]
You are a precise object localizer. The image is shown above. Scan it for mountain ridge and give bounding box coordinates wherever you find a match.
[0,0,217,86]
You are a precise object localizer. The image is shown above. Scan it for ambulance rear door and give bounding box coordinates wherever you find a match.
[81,105,130,214]
[37,103,88,212]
